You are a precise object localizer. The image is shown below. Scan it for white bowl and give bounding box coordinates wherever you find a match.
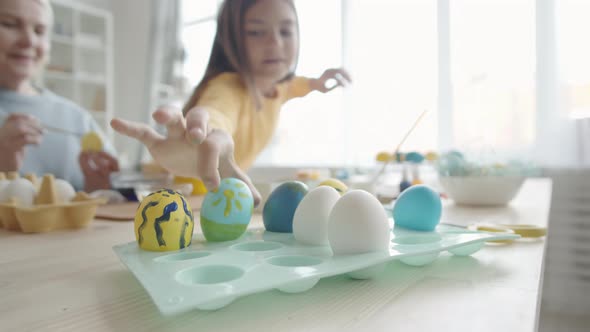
[438,176,525,206]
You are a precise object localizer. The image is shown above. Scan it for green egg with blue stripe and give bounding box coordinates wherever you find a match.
[200,178,254,242]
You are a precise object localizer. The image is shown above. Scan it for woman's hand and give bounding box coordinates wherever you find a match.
[79,151,120,192]
[0,113,43,172]
[310,68,352,93]
[110,107,261,206]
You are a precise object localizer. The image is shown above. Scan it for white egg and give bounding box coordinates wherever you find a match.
[0,179,36,206]
[54,179,76,203]
[293,186,341,246]
[328,190,391,255]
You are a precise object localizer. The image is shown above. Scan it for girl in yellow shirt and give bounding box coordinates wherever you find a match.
[111,0,350,205]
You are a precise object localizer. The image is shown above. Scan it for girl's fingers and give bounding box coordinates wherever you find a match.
[336,68,352,83]
[185,107,209,144]
[152,108,186,139]
[320,68,352,91]
[334,74,349,88]
[210,131,262,207]
[195,134,221,190]
[110,118,164,147]
[226,162,262,207]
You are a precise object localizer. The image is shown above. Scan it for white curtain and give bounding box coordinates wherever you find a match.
[534,0,577,167]
[138,0,183,165]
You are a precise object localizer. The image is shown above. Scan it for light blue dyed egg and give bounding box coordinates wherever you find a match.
[447,150,464,159]
[405,151,425,163]
[438,151,469,176]
[200,178,254,242]
[392,185,441,231]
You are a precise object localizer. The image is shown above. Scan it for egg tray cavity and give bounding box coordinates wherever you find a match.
[113,224,519,315]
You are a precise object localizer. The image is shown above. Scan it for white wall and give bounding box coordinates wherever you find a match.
[77,0,111,10]
[110,0,153,167]
[77,0,153,168]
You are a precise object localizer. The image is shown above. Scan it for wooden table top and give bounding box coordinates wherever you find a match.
[0,178,552,332]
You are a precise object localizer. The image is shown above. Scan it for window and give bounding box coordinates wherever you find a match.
[450,0,535,152]
[262,0,345,166]
[180,0,221,89]
[179,0,586,168]
[558,0,590,119]
[181,21,217,89]
[341,0,437,165]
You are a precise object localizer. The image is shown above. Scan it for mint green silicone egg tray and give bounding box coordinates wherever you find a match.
[113,224,519,315]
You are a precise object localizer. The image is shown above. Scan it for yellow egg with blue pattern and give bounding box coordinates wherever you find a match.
[318,178,348,195]
[134,189,194,252]
[200,178,254,242]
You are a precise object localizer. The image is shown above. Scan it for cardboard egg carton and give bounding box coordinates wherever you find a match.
[0,173,106,233]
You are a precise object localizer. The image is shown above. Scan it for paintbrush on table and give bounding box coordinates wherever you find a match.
[371,109,429,185]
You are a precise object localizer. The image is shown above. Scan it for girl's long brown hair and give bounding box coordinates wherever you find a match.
[182,0,298,114]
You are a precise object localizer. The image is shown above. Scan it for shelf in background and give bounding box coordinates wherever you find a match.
[44,70,74,80]
[77,73,106,85]
[76,33,105,51]
[45,0,113,139]
[51,34,74,45]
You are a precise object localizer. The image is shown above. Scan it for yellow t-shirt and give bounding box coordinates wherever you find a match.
[195,73,312,170]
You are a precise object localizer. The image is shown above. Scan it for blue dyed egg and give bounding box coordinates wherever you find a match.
[392,185,442,231]
[200,178,254,242]
[405,151,425,163]
[263,181,308,233]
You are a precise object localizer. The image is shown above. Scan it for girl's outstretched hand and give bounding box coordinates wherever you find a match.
[110,107,261,206]
[310,68,352,93]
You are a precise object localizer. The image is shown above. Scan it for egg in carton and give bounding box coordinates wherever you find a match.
[0,173,106,233]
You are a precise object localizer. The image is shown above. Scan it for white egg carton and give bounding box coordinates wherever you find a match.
[113,223,519,316]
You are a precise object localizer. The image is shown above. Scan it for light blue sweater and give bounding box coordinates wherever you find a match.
[0,88,116,190]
